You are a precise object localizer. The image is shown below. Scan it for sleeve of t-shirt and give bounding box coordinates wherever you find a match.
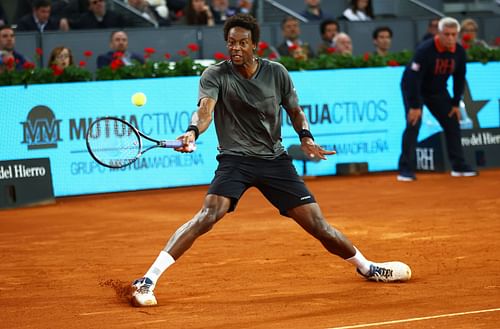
[452,47,466,107]
[276,63,299,110]
[405,45,429,109]
[198,65,220,105]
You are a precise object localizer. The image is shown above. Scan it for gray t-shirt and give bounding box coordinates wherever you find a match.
[198,58,299,159]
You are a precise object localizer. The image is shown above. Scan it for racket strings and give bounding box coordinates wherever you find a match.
[87,118,141,167]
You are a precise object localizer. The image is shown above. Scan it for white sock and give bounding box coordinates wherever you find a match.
[345,247,372,275]
[144,251,175,285]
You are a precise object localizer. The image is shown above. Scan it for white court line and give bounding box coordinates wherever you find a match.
[327,307,500,329]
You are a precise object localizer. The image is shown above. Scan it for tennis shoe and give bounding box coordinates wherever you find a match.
[397,172,416,182]
[131,277,157,307]
[357,261,412,282]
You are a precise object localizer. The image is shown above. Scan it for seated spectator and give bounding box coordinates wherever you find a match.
[145,0,169,19]
[97,30,144,68]
[0,26,27,71]
[317,18,340,55]
[333,32,352,55]
[237,0,253,15]
[16,0,66,32]
[180,0,215,26]
[48,46,74,70]
[164,0,187,21]
[421,17,439,42]
[127,0,171,26]
[210,0,239,25]
[460,18,489,49]
[276,16,314,60]
[372,26,392,56]
[69,0,127,29]
[342,0,373,21]
[300,0,330,21]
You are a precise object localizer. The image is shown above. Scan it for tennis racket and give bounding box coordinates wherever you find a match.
[86,116,195,169]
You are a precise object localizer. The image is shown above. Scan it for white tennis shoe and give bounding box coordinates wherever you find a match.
[131,277,157,307]
[358,261,412,282]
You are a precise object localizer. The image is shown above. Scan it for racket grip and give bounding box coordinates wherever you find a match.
[161,140,196,151]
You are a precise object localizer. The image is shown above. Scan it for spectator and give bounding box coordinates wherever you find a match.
[342,0,373,21]
[48,46,74,70]
[333,32,352,55]
[97,30,144,68]
[300,0,330,21]
[210,0,239,25]
[276,16,314,60]
[164,0,187,21]
[421,18,439,42]
[237,0,253,15]
[372,26,392,56]
[70,0,127,29]
[180,0,215,26]
[0,26,27,71]
[145,0,169,19]
[127,0,171,26]
[317,19,340,55]
[16,0,66,32]
[460,18,489,49]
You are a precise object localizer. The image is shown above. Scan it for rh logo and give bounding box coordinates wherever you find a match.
[20,105,63,150]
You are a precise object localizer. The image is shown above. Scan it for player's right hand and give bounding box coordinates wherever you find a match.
[175,131,196,153]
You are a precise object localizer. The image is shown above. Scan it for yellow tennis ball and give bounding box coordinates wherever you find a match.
[131,92,147,107]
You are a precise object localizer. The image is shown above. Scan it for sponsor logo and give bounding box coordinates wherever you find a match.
[20,106,62,150]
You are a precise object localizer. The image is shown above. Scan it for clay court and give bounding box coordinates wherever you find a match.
[1,169,499,329]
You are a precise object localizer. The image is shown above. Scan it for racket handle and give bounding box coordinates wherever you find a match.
[160,140,196,151]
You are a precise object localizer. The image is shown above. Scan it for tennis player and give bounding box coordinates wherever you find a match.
[131,13,411,307]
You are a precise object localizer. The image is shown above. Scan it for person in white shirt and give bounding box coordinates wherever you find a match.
[342,0,373,21]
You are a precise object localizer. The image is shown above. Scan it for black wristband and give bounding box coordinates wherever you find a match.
[186,125,199,140]
[298,129,314,141]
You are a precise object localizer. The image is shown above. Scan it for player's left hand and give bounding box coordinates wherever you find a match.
[300,138,336,160]
[448,106,461,122]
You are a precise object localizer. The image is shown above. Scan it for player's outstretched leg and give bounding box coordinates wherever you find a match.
[130,195,231,307]
[288,203,411,282]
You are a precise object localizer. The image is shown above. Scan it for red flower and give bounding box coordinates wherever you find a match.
[258,41,268,50]
[144,47,156,54]
[462,43,470,49]
[51,65,64,76]
[113,51,124,59]
[187,43,199,52]
[256,48,264,56]
[83,50,93,57]
[214,52,227,61]
[177,50,188,57]
[495,37,500,46]
[22,61,36,70]
[363,52,370,61]
[326,47,336,54]
[35,48,43,56]
[387,59,400,67]
[462,33,472,42]
[5,57,15,69]
[164,53,171,60]
[79,60,87,67]
[288,44,298,51]
[110,59,124,70]
[268,52,278,60]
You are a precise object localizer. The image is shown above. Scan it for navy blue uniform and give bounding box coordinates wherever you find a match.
[399,36,469,175]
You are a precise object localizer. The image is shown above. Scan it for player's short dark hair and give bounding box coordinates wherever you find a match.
[223,13,260,45]
[372,26,393,39]
[0,25,14,33]
[320,19,340,35]
[33,0,52,9]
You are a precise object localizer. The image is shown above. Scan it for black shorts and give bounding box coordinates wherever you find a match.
[207,154,316,216]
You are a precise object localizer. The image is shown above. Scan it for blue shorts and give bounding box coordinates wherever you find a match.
[207,154,316,216]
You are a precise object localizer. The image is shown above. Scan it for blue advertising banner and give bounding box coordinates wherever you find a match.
[1,63,499,196]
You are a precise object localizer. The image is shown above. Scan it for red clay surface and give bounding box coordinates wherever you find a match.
[1,170,499,329]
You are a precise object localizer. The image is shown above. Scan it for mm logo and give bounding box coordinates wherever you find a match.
[21,106,63,150]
